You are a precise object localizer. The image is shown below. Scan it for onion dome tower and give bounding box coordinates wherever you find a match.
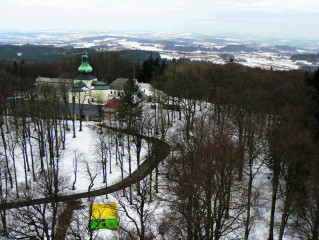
[78,51,93,74]
[75,51,96,83]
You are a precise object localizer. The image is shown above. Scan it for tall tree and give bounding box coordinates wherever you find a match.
[118,78,143,129]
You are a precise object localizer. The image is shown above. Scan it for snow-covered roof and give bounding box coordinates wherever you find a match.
[138,83,155,97]
[138,83,153,91]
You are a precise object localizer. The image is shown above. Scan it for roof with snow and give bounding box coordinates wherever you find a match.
[138,83,154,97]
[138,83,153,91]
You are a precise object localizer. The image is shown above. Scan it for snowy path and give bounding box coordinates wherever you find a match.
[0,126,170,210]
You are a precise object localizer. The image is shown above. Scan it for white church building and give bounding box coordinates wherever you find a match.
[68,51,124,104]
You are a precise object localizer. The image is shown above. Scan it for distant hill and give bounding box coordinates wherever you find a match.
[163,44,210,52]
[205,38,229,44]
[215,45,256,53]
[291,53,319,63]
[259,47,280,53]
[299,65,318,72]
[0,45,162,63]
[0,44,68,62]
[273,45,297,52]
[119,50,161,63]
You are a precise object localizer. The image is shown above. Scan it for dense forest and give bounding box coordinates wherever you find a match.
[0,48,318,239]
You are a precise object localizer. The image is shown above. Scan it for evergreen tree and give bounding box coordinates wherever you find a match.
[118,78,143,129]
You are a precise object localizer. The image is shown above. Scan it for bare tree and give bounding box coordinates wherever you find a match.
[114,178,157,240]
[243,113,267,240]
[165,121,244,240]
[72,152,81,190]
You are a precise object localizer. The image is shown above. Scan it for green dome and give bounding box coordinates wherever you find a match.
[78,51,93,73]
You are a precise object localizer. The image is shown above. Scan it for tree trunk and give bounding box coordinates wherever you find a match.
[72,96,76,138]
[244,165,253,240]
[0,126,12,188]
[238,117,244,181]
[278,199,290,240]
[268,166,280,240]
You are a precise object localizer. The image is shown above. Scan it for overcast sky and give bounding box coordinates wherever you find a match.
[1,0,318,39]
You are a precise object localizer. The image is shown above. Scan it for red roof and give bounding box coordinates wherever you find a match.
[103,97,119,109]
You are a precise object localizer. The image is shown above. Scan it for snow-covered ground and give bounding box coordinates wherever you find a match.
[0,100,306,239]
[3,120,147,195]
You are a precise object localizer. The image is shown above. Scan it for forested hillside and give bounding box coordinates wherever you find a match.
[0,48,318,239]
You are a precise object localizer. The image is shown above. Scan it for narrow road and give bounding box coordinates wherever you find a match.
[0,126,170,210]
[54,200,82,240]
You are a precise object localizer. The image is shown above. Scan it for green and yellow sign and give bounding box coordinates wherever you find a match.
[89,204,118,230]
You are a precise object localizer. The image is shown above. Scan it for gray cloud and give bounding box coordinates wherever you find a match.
[1,0,318,38]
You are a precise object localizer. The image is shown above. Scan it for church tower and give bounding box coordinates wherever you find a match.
[78,51,93,74]
[74,51,97,87]
[69,50,111,104]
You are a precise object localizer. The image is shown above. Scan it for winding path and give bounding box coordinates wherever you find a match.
[0,126,170,210]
